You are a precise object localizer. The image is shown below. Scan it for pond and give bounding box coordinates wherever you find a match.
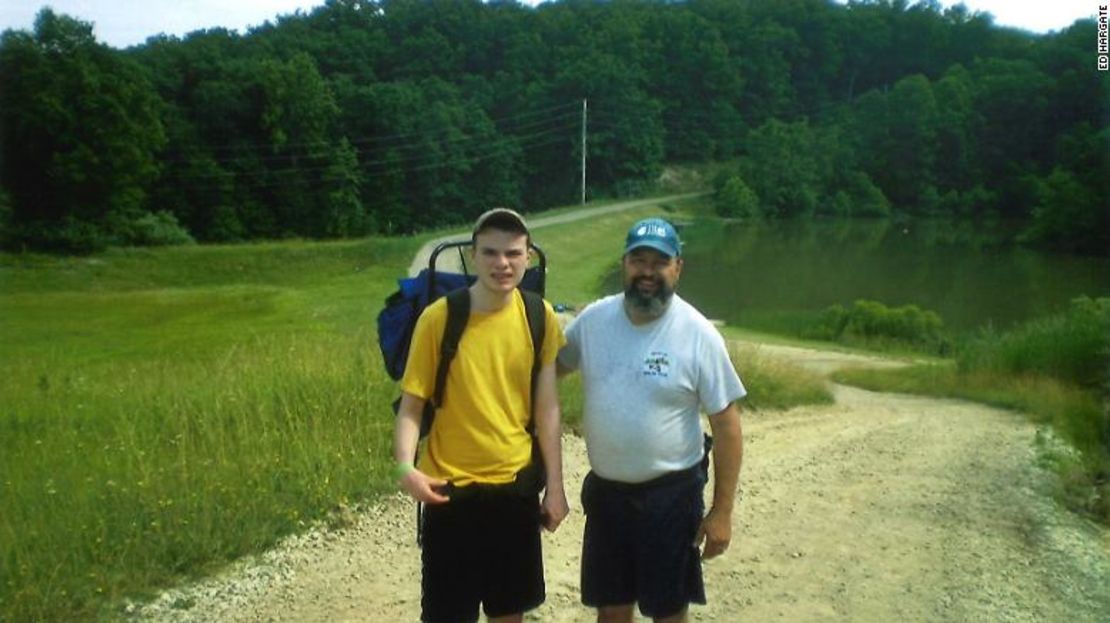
[605,218,1110,336]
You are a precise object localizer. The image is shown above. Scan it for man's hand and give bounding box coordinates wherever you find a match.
[695,506,732,560]
[539,489,569,532]
[398,469,450,505]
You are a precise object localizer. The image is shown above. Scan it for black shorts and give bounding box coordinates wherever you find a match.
[580,465,707,618]
[420,490,544,623]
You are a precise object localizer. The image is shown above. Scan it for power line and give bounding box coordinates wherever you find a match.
[159,110,582,167]
[159,117,579,185]
[184,100,583,155]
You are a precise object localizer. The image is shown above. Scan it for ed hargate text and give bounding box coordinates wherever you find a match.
[1099,5,1109,71]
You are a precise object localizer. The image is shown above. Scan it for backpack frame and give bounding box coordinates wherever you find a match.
[418,241,547,437]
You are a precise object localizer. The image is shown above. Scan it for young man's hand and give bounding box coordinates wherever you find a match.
[399,470,451,505]
[539,489,569,532]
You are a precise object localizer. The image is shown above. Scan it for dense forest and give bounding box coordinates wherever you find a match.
[1,0,1106,254]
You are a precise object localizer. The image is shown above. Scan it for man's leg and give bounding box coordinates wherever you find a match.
[482,494,545,620]
[597,603,688,623]
[582,475,637,616]
[421,501,481,623]
[654,606,688,623]
[636,475,706,621]
[597,603,635,623]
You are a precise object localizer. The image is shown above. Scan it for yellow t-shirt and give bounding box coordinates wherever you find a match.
[400,289,565,486]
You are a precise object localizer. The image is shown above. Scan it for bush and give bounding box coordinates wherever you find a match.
[109,211,195,247]
[3,211,195,253]
[938,184,997,216]
[715,175,761,218]
[0,187,11,241]
[958,296,1110,388]
[5,217,111,254]
[844,171,891,217]
[1021,168,1109,255]
[806,299,948,353]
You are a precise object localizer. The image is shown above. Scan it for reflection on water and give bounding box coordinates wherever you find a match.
[606,218,1110,335]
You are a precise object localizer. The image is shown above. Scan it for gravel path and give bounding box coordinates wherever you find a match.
[134,342,1110,622]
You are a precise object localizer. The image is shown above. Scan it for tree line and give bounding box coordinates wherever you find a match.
[1,0,1106,254]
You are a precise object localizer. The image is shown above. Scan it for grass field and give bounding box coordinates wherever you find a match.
[1,198,833,620]
[1,238,417,620]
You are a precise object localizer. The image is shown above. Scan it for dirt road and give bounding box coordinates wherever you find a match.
[137,342,1110,622]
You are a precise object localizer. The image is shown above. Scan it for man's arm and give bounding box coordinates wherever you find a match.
[533,361,569,532]
[392,391,449,504]
[696,401,743,559]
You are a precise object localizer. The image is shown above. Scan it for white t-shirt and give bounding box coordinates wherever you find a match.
[558,293,746,483]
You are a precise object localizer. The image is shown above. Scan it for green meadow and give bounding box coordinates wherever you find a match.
[0,199,833,621]
[1,239,414,620]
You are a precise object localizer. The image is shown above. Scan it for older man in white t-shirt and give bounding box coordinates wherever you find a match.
[558,217,745,623]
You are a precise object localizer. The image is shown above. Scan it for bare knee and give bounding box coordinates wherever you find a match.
[654,607,688,623]
[598,604,635,623]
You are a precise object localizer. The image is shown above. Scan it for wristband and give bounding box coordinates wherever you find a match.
[393,461,416,482]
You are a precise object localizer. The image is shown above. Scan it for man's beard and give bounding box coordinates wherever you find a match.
[623,277,674,320]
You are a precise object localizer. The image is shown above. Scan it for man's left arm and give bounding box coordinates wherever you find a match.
[697,401,743,560]
[534,361,568,532]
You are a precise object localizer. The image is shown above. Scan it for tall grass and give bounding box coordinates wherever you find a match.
[1,238,413,620]
[727,343,834,411]
[957,296,1109,388]
[2,337,396,620]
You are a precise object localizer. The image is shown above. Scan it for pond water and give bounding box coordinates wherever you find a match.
[605,218,1110,336]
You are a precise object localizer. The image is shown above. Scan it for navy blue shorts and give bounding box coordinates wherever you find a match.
[580,464,708,618]
[420,490,544,623]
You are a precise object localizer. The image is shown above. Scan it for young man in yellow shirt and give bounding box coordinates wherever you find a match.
[393,208,568,623]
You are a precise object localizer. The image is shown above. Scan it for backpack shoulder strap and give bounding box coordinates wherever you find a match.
[433,287,470,408]
[520,289,546,429]
[414,287,469,547]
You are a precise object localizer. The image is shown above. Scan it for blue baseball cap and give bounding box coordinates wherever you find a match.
[624,218,681,258]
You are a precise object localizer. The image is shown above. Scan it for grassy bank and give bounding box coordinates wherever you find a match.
[1,196,831,620]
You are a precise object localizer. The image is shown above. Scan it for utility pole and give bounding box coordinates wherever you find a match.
[580,98,587,205]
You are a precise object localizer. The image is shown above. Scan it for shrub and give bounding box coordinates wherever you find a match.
[109,211,196,247]
[958,296,1110,388]
[0,187,11,241]
[715,175,761,218]
[845,172,891,217]
[6,217,111,254]
[805,299,948,353]
[1021,168,1109,255]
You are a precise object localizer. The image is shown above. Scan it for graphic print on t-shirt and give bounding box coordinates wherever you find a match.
[642,351,671,377]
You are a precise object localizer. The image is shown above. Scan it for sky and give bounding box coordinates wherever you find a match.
[0,1,1100,49]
